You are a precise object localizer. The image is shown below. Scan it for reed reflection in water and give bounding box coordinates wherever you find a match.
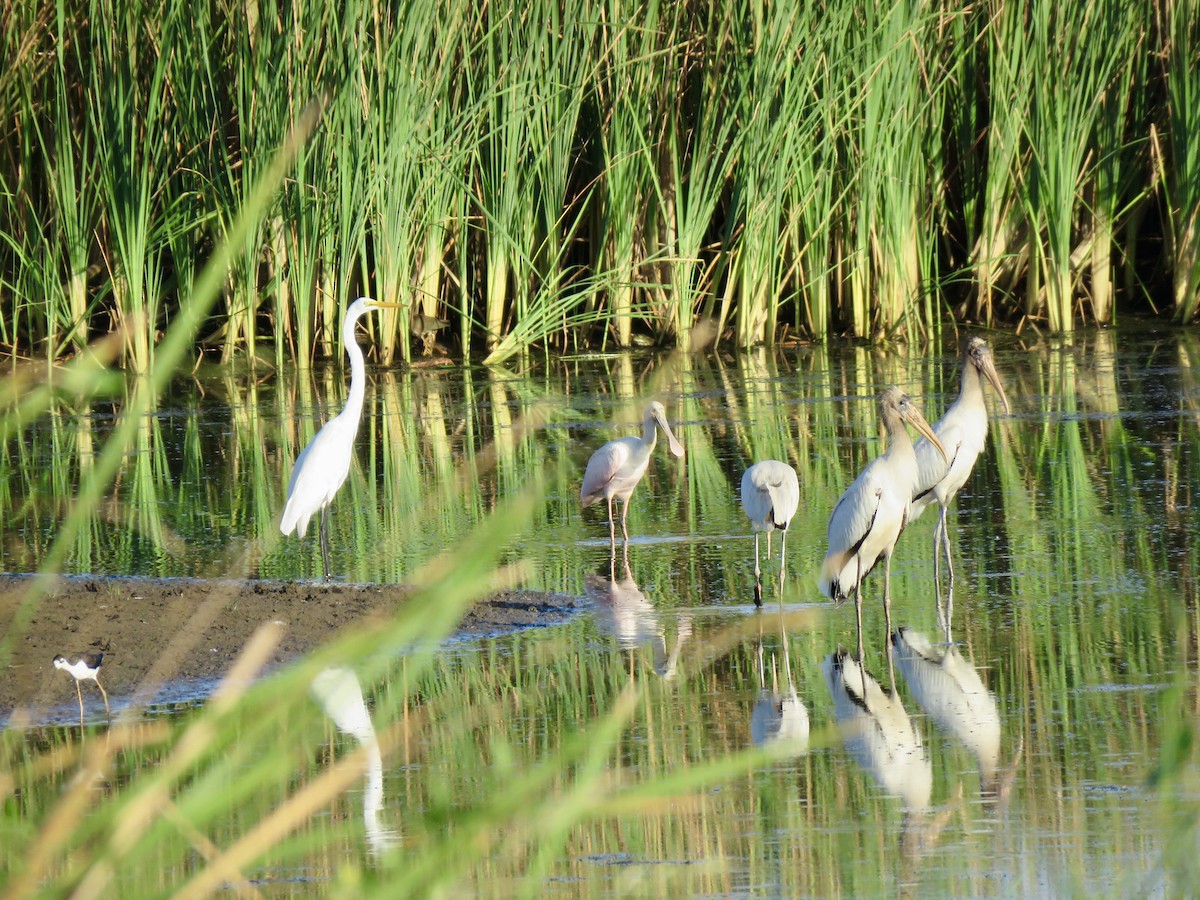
[2,330,1199,895]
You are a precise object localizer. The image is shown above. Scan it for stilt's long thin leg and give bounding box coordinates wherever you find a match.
[75,682,84,725]
[96,678,110,715]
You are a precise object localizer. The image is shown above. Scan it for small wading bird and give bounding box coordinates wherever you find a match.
[909,337,1010,611]
[53,650,110,721]
[819,387,947,672]
[281,297,403,578]
[580,401,685,543]
[740,460,801,604]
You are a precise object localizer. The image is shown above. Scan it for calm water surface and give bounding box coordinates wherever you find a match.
[5,325,1199,895]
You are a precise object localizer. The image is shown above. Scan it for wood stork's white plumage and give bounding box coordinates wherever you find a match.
[819,387,947,667]
[909,337,1010,595]
[741,460,801,600]
[580,401,685,543]
[280,297,403,578]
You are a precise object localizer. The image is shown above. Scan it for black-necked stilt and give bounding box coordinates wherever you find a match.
[53,651,110,719]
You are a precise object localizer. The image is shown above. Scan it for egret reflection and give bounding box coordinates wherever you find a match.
[750,606,809,754]
[585,545,691,679]
[310,667,399,856]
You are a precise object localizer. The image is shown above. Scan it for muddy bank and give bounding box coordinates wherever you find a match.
[0,575,584,721]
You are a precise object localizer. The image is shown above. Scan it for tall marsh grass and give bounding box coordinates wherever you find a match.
[1,0,1196,366]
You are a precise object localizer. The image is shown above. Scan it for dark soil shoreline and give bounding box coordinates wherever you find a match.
[0,574,584,722]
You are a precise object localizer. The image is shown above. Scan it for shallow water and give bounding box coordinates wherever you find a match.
[4,324,1199,894]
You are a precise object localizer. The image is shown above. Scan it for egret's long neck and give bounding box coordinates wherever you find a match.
[340,310,368,422]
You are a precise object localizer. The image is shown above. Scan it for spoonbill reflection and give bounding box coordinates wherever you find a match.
[910,337,1010,603]
[741,460,800,603]
[585,545,691,679]
[580,401,685,543]
[281,297,403,579]
[819,388,947,670]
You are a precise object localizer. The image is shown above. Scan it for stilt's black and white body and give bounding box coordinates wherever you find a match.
[53,651,110,720]
[740,460,800,604]
[908,338,1010,624]
[580,401,685,544]
[819,388,947,675]
[280,297,403,579]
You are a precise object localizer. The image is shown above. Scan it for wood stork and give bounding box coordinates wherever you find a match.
[819,387,947,669]
[909,337,1010,607]
[580,401,685,543]
[740,460,801,603]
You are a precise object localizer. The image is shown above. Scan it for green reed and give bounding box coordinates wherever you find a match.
[5,0,1200,365]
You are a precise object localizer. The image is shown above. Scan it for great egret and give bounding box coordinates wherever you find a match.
[580,401,685,543]
[909,337,1010,602]
[819,387,947,668]
[53,651,109,721]
[741,459,801,602]
[280,297,403,578]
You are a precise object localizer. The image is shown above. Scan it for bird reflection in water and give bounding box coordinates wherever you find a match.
[824,649,954,861]
[750,605,809,754]
[892,626,1020,804]
[585,544,691,679]
[310,667,399,857]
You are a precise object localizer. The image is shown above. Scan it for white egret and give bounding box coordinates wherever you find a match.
[53,650,109,721]
[819,387,947,668]
[580,401,685,543]
[741,459,801,602]
[280,297,403,578]
[909,337,1010,604]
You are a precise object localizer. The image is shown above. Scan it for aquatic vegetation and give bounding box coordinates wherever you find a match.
[1,0,1196,367]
